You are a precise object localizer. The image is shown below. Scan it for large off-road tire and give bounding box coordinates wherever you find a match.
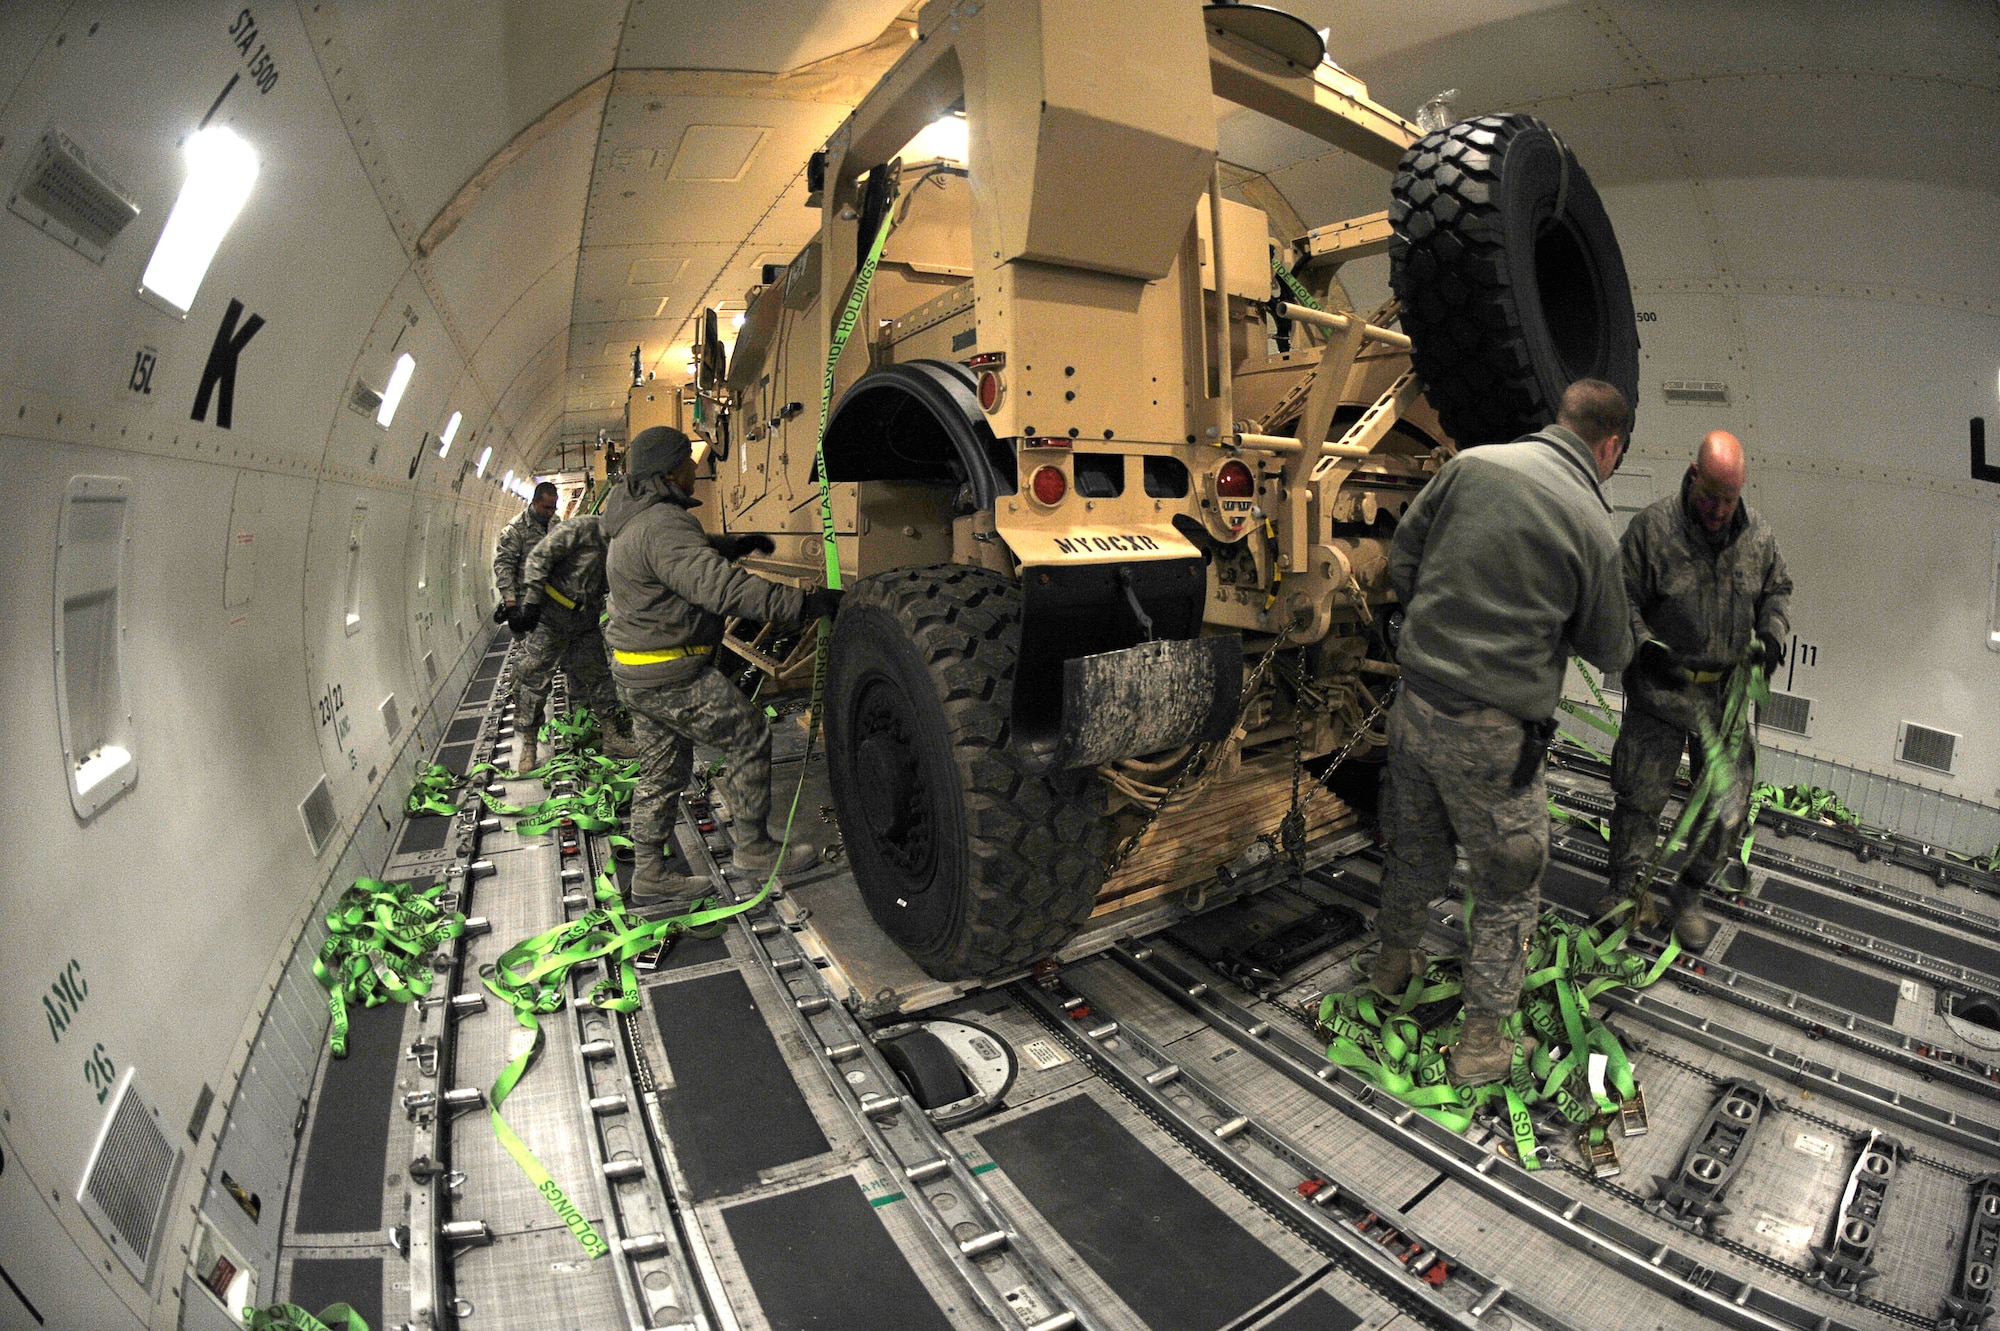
[1389,113,1640,448]
[825,565,1108,980]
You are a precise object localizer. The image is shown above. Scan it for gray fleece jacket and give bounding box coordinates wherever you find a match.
[601,479,807,686]
[1389,425,1634,721]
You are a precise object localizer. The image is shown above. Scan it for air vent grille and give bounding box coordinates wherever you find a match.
[380,693,401,740]
[299,775,336,855]
[1663,379,1730,405]
[79,1071,180,1280]
[9,129,139,262]
[1899,722,1957,775]
[1760,691,1811,736]
[422,650,438,683]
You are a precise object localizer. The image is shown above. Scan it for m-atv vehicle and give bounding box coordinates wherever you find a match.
[638,0,1639,981]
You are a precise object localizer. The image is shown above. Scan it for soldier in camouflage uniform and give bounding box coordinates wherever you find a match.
[1605,431,1791,951]
[602,425,841,908]
[492,482,557,619]
[509,513,636,770]
[1377,381,1636,1083]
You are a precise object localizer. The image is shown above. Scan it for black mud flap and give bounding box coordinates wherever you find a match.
[1011,556,1237,771]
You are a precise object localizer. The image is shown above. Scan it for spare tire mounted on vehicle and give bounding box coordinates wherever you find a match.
[1389,113,1640,449]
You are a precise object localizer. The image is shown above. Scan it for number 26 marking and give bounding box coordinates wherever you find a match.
[84,1043,116,1103]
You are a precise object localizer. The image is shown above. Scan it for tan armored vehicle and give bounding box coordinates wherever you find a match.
[630,0,1639,980]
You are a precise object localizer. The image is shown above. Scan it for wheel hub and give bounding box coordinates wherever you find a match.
[852,681,934,882]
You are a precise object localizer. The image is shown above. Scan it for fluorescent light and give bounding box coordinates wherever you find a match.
[476,445,492,478]
[377,353,415,427]
[731,312,746,329]
[140,127,259,313]
[74,745,132,796]
[344,612,360,627]
[503,469,515,489]
[438,410,462,456]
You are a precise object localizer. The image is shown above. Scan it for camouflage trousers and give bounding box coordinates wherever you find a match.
[619,666,772,849]
[513,615,620,736]
[1377,688,1550,1019]
[1608,690,1755,896]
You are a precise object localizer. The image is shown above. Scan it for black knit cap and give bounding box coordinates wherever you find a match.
[627,425,692,481]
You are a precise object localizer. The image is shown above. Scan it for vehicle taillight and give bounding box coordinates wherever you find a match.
[1031,465,1067,506]
[978,370,1002,412]
[1216,460,1255,497]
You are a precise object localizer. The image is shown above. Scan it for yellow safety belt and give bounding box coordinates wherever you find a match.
[544,583,577,610]
[612,644,714,666]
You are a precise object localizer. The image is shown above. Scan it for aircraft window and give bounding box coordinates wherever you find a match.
[56,476,136,817]
[377,354,415,428]
[342,502,367,635]
[138,126,258,316]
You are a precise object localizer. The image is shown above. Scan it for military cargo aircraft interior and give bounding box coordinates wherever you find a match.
[3,3,1998,1331]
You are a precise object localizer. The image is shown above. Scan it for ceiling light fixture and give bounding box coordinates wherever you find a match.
[438,410,462,456]
[377,353,415,428]
[139,126,259,314]
[476,445,492,478]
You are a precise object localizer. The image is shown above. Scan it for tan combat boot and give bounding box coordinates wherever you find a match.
[731,836,819,876]
[515,738,538,774]
[1668,878,1718,952]
[1366,946,1426,999]
[601,727,638,759]
[1447,1015,1522,1085]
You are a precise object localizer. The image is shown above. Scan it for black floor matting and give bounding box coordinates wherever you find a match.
[1759,879,2000,978]
[444,715,482,745]
[648,969,828,1200]
[1541,862,1609,915]
[436,742,475,776]
[1257,1290,1361,1331]
[464,677,497,704]
[396,814,452,855]
[293,1002,404,1233]
[1721,930,1901,1023]
[286,1256,382,1331]
[722,1176,952,1331]
[976,1094,1297,1331]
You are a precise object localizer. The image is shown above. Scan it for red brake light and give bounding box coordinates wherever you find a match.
[978,370,1002,412]
[1031,465,1067,505]
[1216,460,1255,497]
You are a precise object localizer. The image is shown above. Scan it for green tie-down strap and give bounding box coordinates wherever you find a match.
[1316,911,1675,1167]
[1548,799,1610,841]
[479,870,777,1255]
[406,758,513,816]
[312,879,467,1057]
[467,751,639,835]
[539,706,601,749]
[242,1303,368,1331]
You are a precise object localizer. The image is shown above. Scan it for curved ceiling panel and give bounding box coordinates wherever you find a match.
[619,0,914,73]
[316,0,623,228]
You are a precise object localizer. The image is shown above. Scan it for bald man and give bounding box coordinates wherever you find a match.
[1606,431,1792,949]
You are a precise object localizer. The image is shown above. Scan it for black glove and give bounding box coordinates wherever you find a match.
[1751,631,1785,668]
[799,587,845,622]
[509,601,543,636]
[1637,637,1691,687]
[492,602,512,625]
[713,533,777,561]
